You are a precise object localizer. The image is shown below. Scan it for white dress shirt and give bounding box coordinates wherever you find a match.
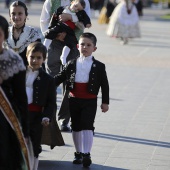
[75,55,93,83]
[26,67,50,122]
[26,67,39,104]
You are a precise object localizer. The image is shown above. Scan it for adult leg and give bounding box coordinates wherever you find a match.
[58,89,71,131]
[58,44,79,131]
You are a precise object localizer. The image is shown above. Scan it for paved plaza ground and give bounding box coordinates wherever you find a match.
[1,2,170,169]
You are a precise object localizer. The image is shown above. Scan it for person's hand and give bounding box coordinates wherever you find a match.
[101,103,109,113]
[41,117,50,127]
[86,24,92,28]
[59,13,72,22]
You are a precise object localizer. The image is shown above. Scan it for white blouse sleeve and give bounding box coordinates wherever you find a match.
[40,0,51,35]
[71,13,79,23]
[84,0,91,18]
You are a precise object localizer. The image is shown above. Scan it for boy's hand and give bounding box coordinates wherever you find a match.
[101,104,109,113]
[41,117,50,127]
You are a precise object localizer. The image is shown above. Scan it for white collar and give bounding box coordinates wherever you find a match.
[79,55,93,61]
[27,66,39,73]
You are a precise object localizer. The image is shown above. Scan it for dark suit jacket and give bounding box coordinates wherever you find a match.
[54,57,109,104]
[31,67,56,120]
[47,6,91,48]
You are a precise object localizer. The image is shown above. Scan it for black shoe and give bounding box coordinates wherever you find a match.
[82,153,92,167]
[73,152,82,164]
[60,125,71,132]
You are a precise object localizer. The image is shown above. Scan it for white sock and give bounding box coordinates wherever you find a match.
[72,131,83,153]
[43,38,52,50]
[82,130,93,154]
[33,157,39,170]
[60,46,70,65]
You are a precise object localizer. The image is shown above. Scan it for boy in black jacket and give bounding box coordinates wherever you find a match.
[26,42,63,170]
[54,32,109,167]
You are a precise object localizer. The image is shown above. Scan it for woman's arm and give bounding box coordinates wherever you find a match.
[84,0,91,18]
[40,0,51,35]
[59,13,73,22]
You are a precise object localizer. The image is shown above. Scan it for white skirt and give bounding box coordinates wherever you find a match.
[106,1,141,38]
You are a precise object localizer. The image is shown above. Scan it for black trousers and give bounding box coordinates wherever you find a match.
[29,111,43,158]
[69,97,97,131]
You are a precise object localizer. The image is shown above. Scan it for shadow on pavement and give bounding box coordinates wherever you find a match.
[39,160,128,170]
[129,40,170,48]
[95,132,170,148]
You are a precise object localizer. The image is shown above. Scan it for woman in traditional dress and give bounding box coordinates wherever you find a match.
[0,15,31,170]
[106,0,140,45]
[6,1,41,66]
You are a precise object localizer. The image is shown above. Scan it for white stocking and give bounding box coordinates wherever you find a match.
[72,131,83,153]
[82,130,93,154]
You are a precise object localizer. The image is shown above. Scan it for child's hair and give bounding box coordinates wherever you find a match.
[75,0,86,9]
[9,1,28,16]
[79,32,97,46]
[0,15,9,40]
[26,42,47,60]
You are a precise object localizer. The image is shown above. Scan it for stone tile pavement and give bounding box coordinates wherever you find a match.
[1,2,170,169]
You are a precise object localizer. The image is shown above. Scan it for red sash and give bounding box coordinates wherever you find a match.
[70,83,97,99]
[65,20,76,29]
[28,103,42,112]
